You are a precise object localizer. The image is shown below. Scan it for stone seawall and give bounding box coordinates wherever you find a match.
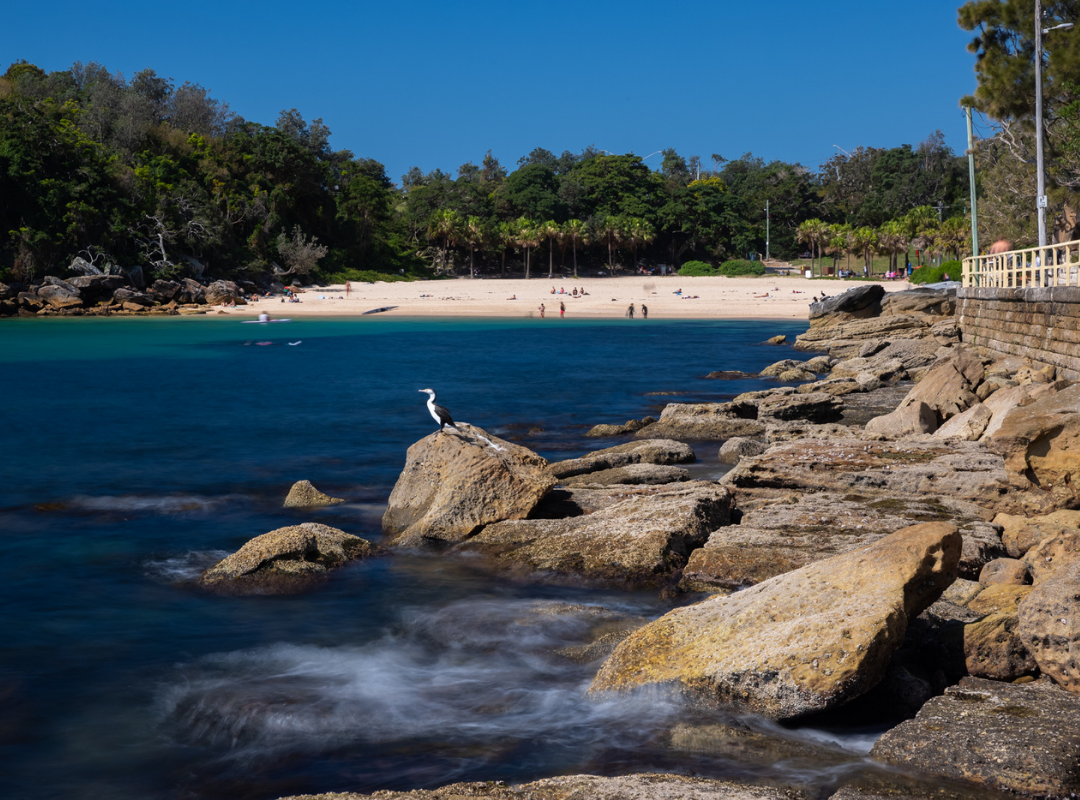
[958,286,1080,380]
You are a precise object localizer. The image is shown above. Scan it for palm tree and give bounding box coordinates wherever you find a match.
[877,220,909,274]
[935,217,968,261]
[797,219,830,276]
[825,223,852,274]
[563,219,586,278]
[850,226,879,274]
[497,221,516,276]
[427,209,461,273]
[904,206,939,267]
[540,220,561,279]
[595,215,625,270]
[462,215,484,278]
[627,217,656,271]
[514,216,540,278]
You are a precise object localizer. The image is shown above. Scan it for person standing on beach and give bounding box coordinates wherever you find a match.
[539,303,546,318]
[627,303,635,319]
[641,304,648,319]
[559,301,565,318]
[345,281,351,297]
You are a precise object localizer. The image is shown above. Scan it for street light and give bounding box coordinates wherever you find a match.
[1035,0,1075,247]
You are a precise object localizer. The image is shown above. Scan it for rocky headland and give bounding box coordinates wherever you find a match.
[0,256,266,316]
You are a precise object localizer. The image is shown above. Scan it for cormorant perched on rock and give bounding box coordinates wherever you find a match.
[419,388,459,432]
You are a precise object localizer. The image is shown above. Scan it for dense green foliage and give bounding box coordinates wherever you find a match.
[717,259,766,276]
[0,58,978,284]
[677,260,717,276]
[908,260,960,284]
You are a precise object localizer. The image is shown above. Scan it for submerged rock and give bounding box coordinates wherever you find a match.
[590,522,961,720]
[383,423,555,548]
[870,677,1080,798]
[283,479,345,508]
[199,522,380,594]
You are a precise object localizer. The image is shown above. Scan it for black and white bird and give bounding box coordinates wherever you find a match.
[419,388,459,431]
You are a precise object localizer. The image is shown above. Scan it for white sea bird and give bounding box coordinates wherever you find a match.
[419,388,459,431]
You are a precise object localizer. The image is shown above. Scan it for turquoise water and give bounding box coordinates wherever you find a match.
[1,315,909,800]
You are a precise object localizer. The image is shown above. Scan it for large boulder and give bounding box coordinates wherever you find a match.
[452,481,732,589]
[68,274,125,302]
[277,774,797,800]
[807,283,885,322]
[879,286,955,318]
[987,383,1080,508]
[548,439,694,479]
[36,283,83,309]
[681,492,1002,592]
[203,279,242,306]
[870,677,1080,798]
[932,402,992,441]
[149,279,181,302]
[198,522,380,594]
[1019,560,1080,691]
[590,522,961,720]
[178,278,207,305]
[67,255,103,276]
[864,401,938,436]
[890,348,984,426]
[382,424,555,548]
[634,403,764,440]
[112,287,154,306]
[283,479,345,508]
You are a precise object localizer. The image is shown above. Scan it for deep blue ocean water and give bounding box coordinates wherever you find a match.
[0,314,903,800]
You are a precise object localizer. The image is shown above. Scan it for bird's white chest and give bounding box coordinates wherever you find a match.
[427,400,441,424]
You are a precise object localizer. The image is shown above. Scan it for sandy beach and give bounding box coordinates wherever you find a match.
[219,275,914,320]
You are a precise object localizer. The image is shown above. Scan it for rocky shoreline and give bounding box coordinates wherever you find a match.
[197,282,1080,800]
[0,258,260,316]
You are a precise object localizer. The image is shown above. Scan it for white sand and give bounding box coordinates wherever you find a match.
[218,274,913,320]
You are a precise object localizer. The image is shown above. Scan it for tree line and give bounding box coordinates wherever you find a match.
[1,58,973,285]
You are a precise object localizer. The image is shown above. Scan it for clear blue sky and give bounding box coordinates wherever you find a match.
[4,0,980,185]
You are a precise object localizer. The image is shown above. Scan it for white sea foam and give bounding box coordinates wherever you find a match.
[144,550,231,583]
[65,494,224,514]
[157,597,679,760]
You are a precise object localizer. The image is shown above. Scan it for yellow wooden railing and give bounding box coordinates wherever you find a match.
[963,240,1080,288]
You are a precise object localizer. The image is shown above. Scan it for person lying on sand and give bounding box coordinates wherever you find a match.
[507,294,516,300]
[754,293,770,298]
